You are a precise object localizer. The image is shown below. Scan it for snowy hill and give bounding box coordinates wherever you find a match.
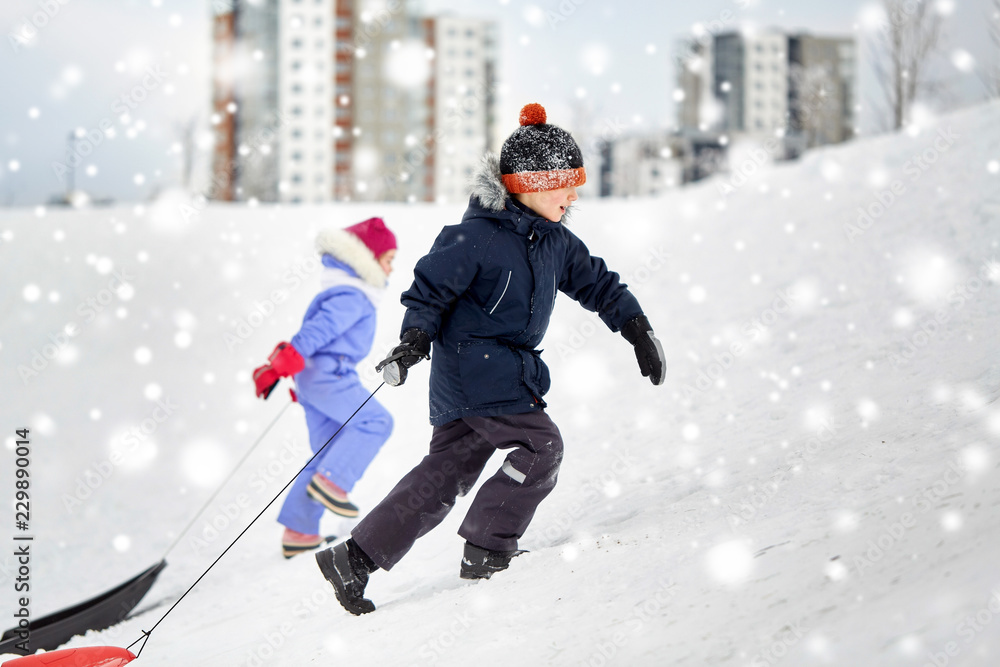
[2,100,1000,666]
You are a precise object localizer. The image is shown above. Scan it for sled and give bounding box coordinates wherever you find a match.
[1,647,135,667]
[0,561,166,657]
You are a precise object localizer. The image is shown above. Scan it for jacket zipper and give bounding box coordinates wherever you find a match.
[489,270,512,315]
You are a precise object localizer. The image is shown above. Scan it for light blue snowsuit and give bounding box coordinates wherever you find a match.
[277,254,393,534]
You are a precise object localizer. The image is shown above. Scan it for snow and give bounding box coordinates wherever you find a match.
[2,100,1000,665]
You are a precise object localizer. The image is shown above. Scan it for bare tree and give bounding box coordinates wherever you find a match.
[982,0,1000,98]
[789,63,839,148]
[871,0,943,130]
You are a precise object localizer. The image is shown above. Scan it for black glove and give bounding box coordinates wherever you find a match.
[621,315,666,386]
[375,328,431,386]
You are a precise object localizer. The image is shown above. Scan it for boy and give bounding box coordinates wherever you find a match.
[315,104,665,614]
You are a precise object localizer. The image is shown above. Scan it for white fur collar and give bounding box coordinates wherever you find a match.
[319,265,384,307]
[315,228,387,288]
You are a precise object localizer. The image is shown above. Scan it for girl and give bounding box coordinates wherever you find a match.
[253,217,397,558]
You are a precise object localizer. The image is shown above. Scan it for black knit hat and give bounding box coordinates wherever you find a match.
[499,103,586,193]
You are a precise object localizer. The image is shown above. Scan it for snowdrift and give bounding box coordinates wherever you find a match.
[2,100,999,665]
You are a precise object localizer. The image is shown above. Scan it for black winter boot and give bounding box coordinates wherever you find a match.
[316,539,378,615]
[460,541,526,580]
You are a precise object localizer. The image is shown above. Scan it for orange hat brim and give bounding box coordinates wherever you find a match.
[502,167,586,194]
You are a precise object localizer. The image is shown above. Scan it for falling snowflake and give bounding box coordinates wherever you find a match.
[33,413,56,435]
[95,257,114,275]
[324,635,348,655]
[705,540,754,585]
[857,398,880,422]
[940,511,962,532]
[950,49,974,72]
[833,511,858,532]
[824,560,848,581]
[180,439,230,488]
[899,249,957,303]
[688,286,707,303]
[893,308,915,328]
[960,444,990,474]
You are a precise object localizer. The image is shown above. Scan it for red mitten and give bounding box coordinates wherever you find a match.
[253,364,280,399]
[269,342,306,377]
[253,342,305,400]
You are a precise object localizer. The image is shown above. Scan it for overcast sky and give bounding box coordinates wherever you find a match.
[0,0,993,207]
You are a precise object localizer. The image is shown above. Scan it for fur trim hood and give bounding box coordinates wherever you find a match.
[470,151,573,223]
[470,152,511,213]
[314,228,386,288]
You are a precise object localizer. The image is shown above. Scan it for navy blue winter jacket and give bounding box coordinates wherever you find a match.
[400,154,643,426]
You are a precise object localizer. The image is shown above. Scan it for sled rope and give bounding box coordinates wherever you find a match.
[161,399,294,560]
[128,383,385,658]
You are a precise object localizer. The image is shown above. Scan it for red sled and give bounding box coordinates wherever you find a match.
[1,647,135,667]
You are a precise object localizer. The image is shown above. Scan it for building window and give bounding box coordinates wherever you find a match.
[291,38,303,49]
[291,174,303,184]
[291,128,303,139]
[292,151,303,161]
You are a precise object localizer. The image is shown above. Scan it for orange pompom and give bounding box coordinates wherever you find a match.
[519,103,547,126]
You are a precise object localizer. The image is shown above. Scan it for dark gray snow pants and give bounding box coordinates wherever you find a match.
[351,410,563,570]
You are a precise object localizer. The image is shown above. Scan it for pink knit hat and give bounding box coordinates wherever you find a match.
[344,217,397,259]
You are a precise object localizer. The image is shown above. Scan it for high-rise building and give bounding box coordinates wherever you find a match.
[713,29,790,137]
[211,1,284,203]
[675,28,855,152]
[598,134,681,198]
[423,15,498,203]
[210,0,497,204]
